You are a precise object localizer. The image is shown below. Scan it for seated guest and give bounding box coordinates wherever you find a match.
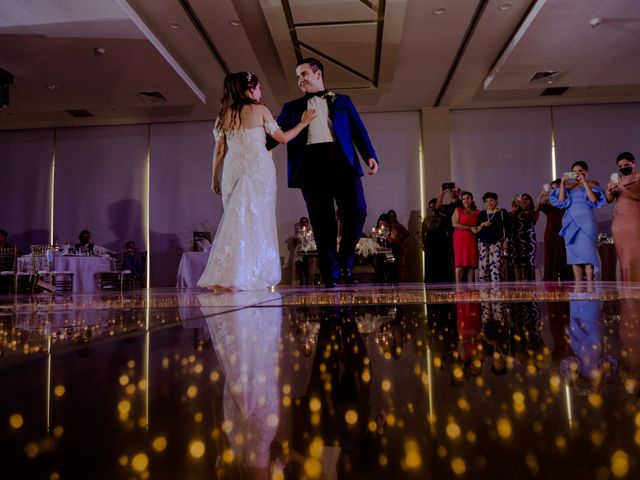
[74,229,112,255]
[75,229,94,253]
[121,240,145,283]
[386,209,409,282]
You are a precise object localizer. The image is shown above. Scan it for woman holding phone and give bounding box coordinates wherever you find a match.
[606,152,640,282]
[550,161,606,281]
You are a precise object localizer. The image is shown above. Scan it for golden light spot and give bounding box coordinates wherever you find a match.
[9,413,24,429]
[210,371,220,382]
[525,453,539,471]
[635,430,640,446]
[512,392,525,404]
[362,370,371,382]
[345,410,358,425]
[138,417,148,428]
[382,380,392,392]
[526,365,537,375]
[194,412,203,423]
[588,393,603,408]
[446,422,461,439]
[427,413,437,425]
[282,396,291,407]
[309,397,322,412]
[549,374,561,393]
[452,367,463,380]
[386,414,396,426]
[466,431,476,443]
[50,472,61,480]
[52,385,65,397]
[125,384,136,395]
[282,384,291,395]
[311,413,320,426]
[457,398,470,411]
[188,354,196,363]
[127,360,135,368]
[635,412,640,428]
[234,433,244,445]
[194,363,203,374]
[267,414,279,428]
[497,418,512,439]
[186,386,198,399]
[591,430,605,447]
[131,453,149,472]
[221,420,233,433]
[152,436,167,452]
[119,455,128,466]
[309,436,324,458]
[404,451,422,469]
[611,450,629,478]
[222,448,234,463]
[119,375,130,386]
[451,457,466,475]
[24,442,39,458]
[189,440,206,459]
[555,436,566,450]
[433,356,442,368]
[118,400,132,415]
[304,457,322,478]
[368,420,377,432]
[162,358,169,369]
[53,426,64,437]
[533,422,543,433]
[379,454,388,466]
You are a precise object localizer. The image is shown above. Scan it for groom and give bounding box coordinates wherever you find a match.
[268,57,379,288]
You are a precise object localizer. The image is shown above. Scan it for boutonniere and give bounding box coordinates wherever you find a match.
[324,91,336,103]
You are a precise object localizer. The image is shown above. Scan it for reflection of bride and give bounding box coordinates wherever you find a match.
[199,291,282,477]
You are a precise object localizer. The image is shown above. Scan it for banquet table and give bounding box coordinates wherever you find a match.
[17,254,116,293]
[176,252,209,287]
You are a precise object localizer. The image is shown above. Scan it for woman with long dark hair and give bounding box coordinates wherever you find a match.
[550,161,605,282]
[509,193,539,281]
[198,72,316,290]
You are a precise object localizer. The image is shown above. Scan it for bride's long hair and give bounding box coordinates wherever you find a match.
[216,72,259,135]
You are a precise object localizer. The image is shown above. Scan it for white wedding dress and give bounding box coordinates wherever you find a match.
[198,123,281,290]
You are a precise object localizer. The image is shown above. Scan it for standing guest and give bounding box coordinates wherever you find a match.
[606,152,640,282]
[510,193,539,281]
[422,198,453,283]
[537,180,572,281]
[451,192,480,283]
[475,192,510,283]
[551,161,606,282]
[435,182,463,280]
[268,57,379,288]
[386,209,409,282]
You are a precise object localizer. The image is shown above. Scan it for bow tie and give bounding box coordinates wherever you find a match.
[305,90,328,100]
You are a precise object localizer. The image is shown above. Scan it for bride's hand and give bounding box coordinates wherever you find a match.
[300,109,317,126]
[212,176,221,195]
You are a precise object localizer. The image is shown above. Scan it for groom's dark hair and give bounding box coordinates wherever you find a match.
[297,57,324,78]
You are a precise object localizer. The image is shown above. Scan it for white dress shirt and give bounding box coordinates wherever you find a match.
[306,96,335,144]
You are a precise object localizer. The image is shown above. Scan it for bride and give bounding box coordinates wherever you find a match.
[198,72,315,290]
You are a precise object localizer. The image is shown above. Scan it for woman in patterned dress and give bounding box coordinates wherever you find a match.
[476,192,511,282]
[509,193,539,281]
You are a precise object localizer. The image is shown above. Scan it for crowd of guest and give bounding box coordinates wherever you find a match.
[422,152,640,283]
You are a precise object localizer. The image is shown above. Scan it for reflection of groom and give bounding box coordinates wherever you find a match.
[268,57,379,288]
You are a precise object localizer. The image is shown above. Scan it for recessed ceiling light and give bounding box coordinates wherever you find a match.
[168,22,181,30]
[229,19,242,27]
[47,83,60,91]
[498,3,512,11]
[432,7,446,15]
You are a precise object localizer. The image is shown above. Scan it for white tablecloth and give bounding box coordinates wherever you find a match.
[18,255,115,292]
[176,252,209,287]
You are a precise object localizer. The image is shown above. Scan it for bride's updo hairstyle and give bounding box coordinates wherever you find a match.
[216,71,260,135]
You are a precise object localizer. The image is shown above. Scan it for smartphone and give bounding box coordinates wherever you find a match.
[542,183,550,192]
[564,172,577,179]
[610,172,620,183]
[442,182,455,190]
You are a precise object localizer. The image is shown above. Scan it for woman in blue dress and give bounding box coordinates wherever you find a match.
[550,161,606,281]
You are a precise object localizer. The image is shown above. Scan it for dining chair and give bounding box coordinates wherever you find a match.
[31,244,74,292]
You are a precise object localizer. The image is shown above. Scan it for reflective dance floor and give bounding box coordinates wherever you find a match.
[1,282,639,479]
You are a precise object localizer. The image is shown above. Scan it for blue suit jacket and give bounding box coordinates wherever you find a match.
[267,94,378,188]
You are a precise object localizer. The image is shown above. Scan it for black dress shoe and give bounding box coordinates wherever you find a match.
[341,269,358,284]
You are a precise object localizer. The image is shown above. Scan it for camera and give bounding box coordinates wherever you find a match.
[442,182,455,190]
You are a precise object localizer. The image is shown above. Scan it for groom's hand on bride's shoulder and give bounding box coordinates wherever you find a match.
[367,158,379,175]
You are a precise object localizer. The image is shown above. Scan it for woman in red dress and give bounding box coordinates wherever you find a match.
[452,191,480,282]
